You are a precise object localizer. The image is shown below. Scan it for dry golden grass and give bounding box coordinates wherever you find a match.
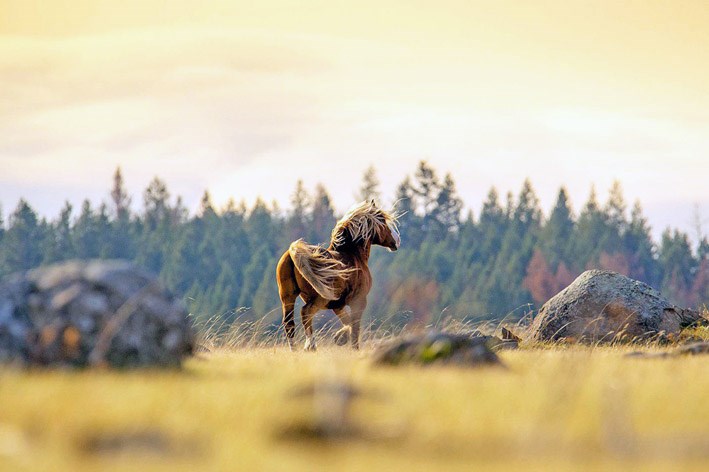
[1,336,709,471]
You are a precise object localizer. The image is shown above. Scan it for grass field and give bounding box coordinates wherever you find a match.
[1,333,709,471]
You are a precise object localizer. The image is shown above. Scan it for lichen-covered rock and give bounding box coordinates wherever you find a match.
[0,260,194,368]
[529,270,705,343]
[372,331,504,367]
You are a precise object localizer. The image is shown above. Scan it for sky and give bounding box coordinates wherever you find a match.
[1,0,708,240]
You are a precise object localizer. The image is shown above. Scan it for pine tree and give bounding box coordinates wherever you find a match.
[574,186,609,270]
[513,179,542,233]
[432,173,463,237]
[310,184,336,244]
[41,201,74,263]
[659,229,696,305]
[477,187,506,262]
[356,165,381,203]
[246,198,277,253]
[603,180,627,252]
[73,200,110,259]
[623,201,659,284]
[287,180,310,242]
[110,167,132,221]
[137,177,173,273]
[412,161,441,235]
[540,187,575,269]
[237,246,271,310]
[393,176,420,247]
[1,199,44,272]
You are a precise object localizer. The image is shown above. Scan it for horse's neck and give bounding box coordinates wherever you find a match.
[329,240,372,264]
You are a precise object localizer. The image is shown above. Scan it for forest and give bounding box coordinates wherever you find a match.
[1,161,707,329]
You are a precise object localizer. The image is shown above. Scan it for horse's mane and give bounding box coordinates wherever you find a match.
[330,200,399,248]
[288,240,355,300]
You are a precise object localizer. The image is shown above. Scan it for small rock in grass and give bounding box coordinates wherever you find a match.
[625,341,709,359]
[372,331,504,367]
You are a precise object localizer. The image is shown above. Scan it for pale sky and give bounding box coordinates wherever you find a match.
[1,1,708,239]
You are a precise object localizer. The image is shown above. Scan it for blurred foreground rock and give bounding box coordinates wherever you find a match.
[530,270,706,343]
[625,341,709,359]
[0,260,194,368]
[372,331,504,367]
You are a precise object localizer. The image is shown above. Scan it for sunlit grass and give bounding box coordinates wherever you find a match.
[1,336,708,471]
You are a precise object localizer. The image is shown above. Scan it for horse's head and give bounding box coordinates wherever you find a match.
[331,200,401,252]
[372,207,401,252]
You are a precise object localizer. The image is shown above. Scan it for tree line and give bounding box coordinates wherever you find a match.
[0,162,707,329]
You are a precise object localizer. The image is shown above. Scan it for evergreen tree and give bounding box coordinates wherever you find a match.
[310,184,336,244]
[412,161,441,235]
[287,180,310,242]
[658,229,696,305]
[110,167,132,221]
[73,200,101,259]
[540,187,575,269]
[137,177,173,273]
[1,199,44,272]
[477,187,507,262]
[356,165,381,203]
[106,168,135,260]
[43,201,75,263]
[432,173,463,237]
[393,176,420,247]
[513,179,542,233]
[237,246,272,310]
[246,198,277,253]
[623,201,659,284]
[603,180,627,251]
[574,186,609,270]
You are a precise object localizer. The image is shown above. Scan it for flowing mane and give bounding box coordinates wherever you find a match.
[330,200,399,248]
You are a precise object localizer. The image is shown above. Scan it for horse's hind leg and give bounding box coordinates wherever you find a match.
[281,299,296,351]
[301,303,319,351]
[276,251,299,350]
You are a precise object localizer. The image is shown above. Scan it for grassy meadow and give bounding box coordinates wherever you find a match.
[1,325,709,472]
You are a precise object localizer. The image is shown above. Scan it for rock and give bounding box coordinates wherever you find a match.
[0,260,194,368]
[530,270,705,343]
[467,328,519,351]
[676,341,709,356]
[372,331,504,367]
[625,341,709,359]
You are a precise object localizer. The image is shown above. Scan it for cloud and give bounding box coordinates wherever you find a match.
[0,23,707,242]
[0,29,336,209]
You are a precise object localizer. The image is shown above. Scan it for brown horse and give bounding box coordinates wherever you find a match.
[276,200,400,350]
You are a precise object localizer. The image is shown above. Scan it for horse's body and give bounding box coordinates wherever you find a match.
[276,200,400,350]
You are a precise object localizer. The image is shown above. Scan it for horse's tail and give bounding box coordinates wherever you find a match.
[288,240,355,300]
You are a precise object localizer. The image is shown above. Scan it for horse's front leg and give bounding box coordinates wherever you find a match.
[348,298,367,350]
[333,306,352,346]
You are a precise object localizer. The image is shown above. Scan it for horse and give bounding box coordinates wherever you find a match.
[276,200,400,350]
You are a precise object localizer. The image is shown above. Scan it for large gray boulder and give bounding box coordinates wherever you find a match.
[529,270,704,343]
[0,260,194,368]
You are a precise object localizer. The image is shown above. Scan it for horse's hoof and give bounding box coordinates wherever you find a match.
[333,328,350,346]
[304,336,317,351]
